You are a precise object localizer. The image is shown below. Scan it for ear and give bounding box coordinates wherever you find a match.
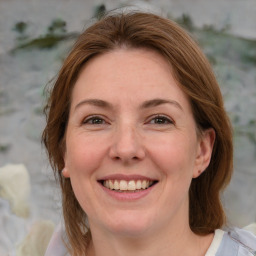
[62,152,70,178]
[62,167,70,178]
[193,128,215,178]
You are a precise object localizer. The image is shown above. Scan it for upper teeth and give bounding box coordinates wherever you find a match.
[103,180,153,191]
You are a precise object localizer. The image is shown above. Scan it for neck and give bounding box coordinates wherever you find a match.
[87,219,213,256]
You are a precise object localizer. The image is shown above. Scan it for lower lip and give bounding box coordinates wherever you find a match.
[100,183,156,201]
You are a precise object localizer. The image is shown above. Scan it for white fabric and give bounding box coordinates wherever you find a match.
[44,223,69,256]
[205,229,225,256]
[243,223,256,236]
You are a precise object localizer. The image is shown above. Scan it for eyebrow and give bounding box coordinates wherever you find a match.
[140,98,183,111]
[74,99,113,110]
[74,98,183,111]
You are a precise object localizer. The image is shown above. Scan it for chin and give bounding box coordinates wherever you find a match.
[103,211,155,237]
[108,223,151,237]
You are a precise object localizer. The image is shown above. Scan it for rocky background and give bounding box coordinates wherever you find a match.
[0,0,255,255]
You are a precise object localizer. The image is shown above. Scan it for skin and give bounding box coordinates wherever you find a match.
[63,48,215,256]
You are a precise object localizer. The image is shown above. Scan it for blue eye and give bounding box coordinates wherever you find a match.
[83,116,106,125]
[149,115,173,125]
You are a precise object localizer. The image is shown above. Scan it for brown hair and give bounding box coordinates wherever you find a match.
[42,11,233,255]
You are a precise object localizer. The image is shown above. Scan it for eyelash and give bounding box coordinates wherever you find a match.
[82,114,174,126]
[82,115,107,125]
[147,115,174,125]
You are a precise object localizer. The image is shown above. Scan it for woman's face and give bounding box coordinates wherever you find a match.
[64,48,214,237]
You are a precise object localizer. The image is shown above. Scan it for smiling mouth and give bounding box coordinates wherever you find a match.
[99,179,158,193]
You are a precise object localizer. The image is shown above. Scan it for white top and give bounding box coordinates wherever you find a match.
[205,229,225,256]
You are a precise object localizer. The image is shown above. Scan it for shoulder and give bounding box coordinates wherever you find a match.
[216,225,256,256]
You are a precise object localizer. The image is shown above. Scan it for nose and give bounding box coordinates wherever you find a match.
[109,123,146,163]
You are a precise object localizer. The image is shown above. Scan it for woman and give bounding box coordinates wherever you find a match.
[43,11,256,256]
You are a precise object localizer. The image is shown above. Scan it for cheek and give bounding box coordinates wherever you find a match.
[64,135,106,213]
[65,135,105,176]
[148,134,197,175]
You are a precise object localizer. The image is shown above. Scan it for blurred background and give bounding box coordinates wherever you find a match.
[0,0,255,255]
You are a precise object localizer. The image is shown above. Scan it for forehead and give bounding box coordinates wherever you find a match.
[71,48,191,112]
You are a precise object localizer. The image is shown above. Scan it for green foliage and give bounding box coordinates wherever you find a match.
[94,4,106,20]
[241,44,256,65]
[11,18,79,53]
[13,21,29,40]
[10,33,78,53]
[176,14,194,31]
[0,144,10,153]
[204,52,217,65]
[13,21,28,34]
[202,24,218,33]
[47,18,67,35]
[15,35,66,49]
